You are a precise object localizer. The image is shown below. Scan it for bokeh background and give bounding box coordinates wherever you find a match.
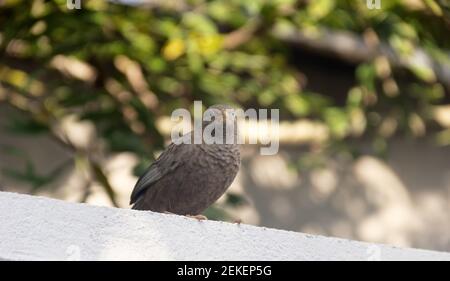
[0,0,449,251]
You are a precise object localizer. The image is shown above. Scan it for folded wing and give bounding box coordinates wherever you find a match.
[130,142,186,205]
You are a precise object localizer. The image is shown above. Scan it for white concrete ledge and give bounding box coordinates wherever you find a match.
[0,191,449,261]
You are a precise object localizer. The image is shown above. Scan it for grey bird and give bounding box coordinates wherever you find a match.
[130,104,240,219]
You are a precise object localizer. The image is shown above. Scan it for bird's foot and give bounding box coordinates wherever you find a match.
[186,214,208,221]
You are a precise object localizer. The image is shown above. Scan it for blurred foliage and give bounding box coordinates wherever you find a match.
[0,0,449,212]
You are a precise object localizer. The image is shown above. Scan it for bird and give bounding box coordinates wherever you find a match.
[130,104,240,220]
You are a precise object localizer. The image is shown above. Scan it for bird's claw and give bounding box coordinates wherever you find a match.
[186,214,208,221]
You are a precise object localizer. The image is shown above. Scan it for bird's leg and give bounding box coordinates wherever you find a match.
[186,214,208,221]
[233,218,242,224]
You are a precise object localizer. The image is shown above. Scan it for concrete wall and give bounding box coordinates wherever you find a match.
[0,191,449,261]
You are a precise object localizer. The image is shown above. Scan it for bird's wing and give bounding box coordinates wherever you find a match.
[130,142,186,205]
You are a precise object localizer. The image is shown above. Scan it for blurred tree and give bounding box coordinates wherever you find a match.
[0,0,449,211]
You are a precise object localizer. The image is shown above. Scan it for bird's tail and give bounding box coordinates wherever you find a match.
[131,198,145,210]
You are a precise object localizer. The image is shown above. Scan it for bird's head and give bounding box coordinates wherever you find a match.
[205,104,237,123]
[202,104,239,143]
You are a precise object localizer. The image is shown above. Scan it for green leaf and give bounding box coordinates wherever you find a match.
[91,162,119,207]
[4,115,48,135]
[224,192,248,207]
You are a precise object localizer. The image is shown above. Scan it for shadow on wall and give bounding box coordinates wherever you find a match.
[235,141,450,252]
